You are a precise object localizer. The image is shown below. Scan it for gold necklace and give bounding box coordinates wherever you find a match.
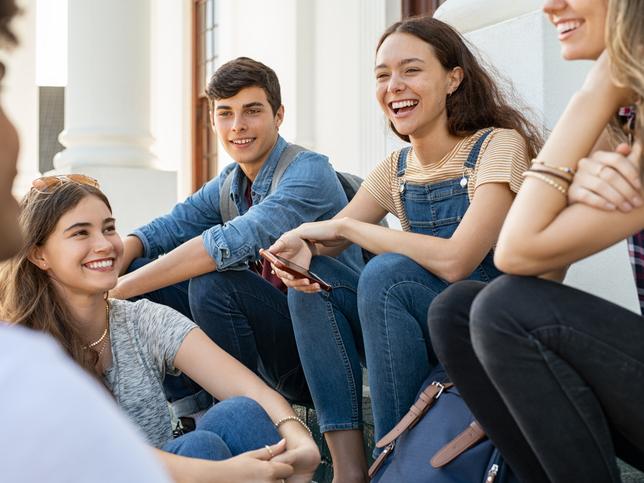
[83,301,110,350]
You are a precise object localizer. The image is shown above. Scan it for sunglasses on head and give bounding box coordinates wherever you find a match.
[31,174,100,193]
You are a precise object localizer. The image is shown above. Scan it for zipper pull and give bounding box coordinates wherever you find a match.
[486,464,499,483]
[399,181,406,193]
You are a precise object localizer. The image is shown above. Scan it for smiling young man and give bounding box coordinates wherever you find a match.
[113,57,362,409]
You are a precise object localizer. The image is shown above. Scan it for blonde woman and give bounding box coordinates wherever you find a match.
[428,1,644,482]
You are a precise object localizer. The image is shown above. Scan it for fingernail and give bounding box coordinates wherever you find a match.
[606,203,616,210]
[632,197,643,207]
[621,202,633,211]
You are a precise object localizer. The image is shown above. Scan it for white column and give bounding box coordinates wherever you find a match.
[54,0,176,234]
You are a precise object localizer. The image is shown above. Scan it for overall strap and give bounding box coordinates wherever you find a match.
[396,146,412,177]
[219,170,239,224]
[269,143,307,193]
[464,128,494,169]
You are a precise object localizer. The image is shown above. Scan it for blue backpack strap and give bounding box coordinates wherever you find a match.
[464,128,494,169]
[396,146,412,177]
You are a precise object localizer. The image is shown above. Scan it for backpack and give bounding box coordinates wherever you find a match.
[369,365,518,483]
[218,143,386,263]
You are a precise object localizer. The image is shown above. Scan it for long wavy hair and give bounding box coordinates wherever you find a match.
[376,16,543,159]
[0,182,112,376]
[607,0,644,175]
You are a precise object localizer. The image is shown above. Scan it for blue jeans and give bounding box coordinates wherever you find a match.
[163,397,280,460]
[129,259,310,405]
[289,253,445,444]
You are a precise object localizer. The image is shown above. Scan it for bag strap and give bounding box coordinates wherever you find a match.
[376,381,453,449]
[219,169,239,224]
[269,143,307,193]
[430,420,487,468]
[219,143,306,224]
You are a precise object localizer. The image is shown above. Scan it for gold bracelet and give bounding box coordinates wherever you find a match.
[523,171,568,196]
[531,159,576,176]
[528,167,573,184]
[275,416,313,437]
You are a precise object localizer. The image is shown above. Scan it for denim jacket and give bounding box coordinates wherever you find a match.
[133,136,363,272]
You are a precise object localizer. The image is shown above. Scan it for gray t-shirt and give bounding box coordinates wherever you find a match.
[104,298,197,448]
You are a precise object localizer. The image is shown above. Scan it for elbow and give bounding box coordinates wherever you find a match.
[438,259,477,284]
[493,244,541,276]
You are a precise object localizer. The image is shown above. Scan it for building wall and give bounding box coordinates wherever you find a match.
[437,2,638,312]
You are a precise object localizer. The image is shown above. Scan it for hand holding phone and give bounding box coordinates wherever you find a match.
[259,249,332,292]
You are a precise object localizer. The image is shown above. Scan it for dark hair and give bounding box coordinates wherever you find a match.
[0,182,112,377]
[206,56,282,116]
[0,0,19,47]
[377,16,543,159]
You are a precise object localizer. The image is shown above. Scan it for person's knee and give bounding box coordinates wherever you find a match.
[428,280,486,356]
[200,397,265,429]
[357,253,410,298]
[188,270,229,300]
[470,275,534,356]
[168,430,231,460]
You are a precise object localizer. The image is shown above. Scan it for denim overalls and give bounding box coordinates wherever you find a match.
[397,128,502,282]
[288,129,504,449]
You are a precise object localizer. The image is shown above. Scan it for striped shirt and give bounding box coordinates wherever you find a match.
[362,128,530,231]
[627,231,644,315]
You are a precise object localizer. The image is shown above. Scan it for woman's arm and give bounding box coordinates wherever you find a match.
[154,440,294,483]
[273,182,514,286]
[494,53,641,275]
[173,329,320,481]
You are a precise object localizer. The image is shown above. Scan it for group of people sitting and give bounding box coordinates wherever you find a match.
[1,0,643,482]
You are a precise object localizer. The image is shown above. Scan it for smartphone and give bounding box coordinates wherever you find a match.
[259,249,332,292]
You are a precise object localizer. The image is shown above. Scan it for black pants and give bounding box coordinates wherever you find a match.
[428,275,644,483]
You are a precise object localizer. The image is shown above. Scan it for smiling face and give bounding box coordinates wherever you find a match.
[31,195,123,298]
[543,0,608,60]
[375,32,462,141]
[212,86,284,174]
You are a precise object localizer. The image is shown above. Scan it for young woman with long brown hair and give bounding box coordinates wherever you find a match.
[267,16,542,482]
[428,0,644,481]
[0,178,320,483]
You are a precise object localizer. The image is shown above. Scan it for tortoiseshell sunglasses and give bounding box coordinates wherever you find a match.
[31,174,100,193]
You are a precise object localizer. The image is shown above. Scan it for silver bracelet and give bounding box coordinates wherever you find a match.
[275,415,313,437]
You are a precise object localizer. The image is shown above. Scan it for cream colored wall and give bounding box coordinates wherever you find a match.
[437,1,639,313]
[150,0,193,198]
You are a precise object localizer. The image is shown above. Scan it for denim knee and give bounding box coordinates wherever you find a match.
[357,253,407,308]
[198,397,279,454]
[165,430,231,460]
[199,396,264,429]
[188,270,231,302]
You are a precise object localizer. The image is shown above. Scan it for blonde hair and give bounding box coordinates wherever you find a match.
[607,0,644,167]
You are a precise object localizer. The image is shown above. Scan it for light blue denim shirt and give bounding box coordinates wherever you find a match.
[133,136,363,273]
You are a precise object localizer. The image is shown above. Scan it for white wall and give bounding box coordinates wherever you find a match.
[149,0,192,197]
[437,3,639,313]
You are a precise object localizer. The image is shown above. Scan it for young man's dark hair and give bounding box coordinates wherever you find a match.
[205,56,282,115]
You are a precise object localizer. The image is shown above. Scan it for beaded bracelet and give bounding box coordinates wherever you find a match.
[528,167,573,184]
[523,171,568,196]
[531,159,576,176]
[275,415,313,437]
